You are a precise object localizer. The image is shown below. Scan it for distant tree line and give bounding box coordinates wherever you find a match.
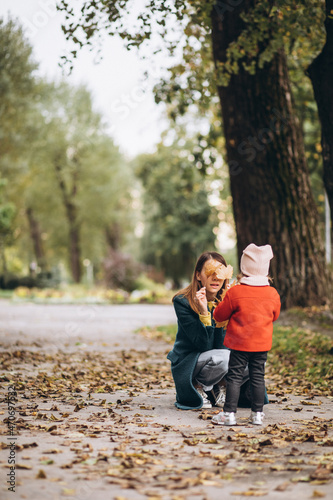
[0,17,222,289]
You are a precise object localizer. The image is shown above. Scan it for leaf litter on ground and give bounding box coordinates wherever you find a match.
[0,319,332,497]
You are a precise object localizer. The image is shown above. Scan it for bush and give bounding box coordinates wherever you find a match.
[103,250,142,292]
[0,271,60,290]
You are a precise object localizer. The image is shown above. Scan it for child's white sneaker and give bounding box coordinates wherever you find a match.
[195,385,212,409]
[214,385,226,407]
[249,411,265,425]
[212,411,237,426]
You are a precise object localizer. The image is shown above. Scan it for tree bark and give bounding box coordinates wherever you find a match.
[54,158,82,283]
[26,207,46,271]
[211,1,332,308]
[307,0,333,225]
[0,237,7,274]
[105,222,121,251]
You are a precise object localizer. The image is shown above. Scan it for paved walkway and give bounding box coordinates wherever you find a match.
[0,301,332,499]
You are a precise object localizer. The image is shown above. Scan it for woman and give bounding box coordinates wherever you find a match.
[167,251,254,410]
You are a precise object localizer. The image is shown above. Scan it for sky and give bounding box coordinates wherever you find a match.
[0,0,169,158]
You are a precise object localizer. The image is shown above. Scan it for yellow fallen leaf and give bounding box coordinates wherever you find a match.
[270,464,286,471]
[62,489,76,496]
[312,491,326,498]
[231,490,268,496]
[199,479,221,486]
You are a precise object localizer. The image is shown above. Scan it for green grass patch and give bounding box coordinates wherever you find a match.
[0,290,14,298]
[137,324,177,343]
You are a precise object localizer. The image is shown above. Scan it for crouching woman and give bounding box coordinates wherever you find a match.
[167,251,235,410]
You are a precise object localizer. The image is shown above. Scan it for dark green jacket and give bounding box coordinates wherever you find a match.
[167,295,228,410]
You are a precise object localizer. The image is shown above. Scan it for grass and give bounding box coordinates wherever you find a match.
[137,324,177,343]
[137,322,333,397]
[0,290,14,298]
[267,325,333,396]
[4,284,173,304]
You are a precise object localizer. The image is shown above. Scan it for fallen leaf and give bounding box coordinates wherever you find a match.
[275,481,290,491]
[36,469,46,479]
[312,490,326,498]
[231,490,268,496]
[62,488,76,496]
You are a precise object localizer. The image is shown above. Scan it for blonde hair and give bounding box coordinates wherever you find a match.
[173,251,229,315]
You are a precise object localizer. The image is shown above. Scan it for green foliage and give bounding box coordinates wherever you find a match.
[23,81,134,276]
[0,178,16,272]
[0,17,38,160]
[135,135,220,285]
[0,18,135,281]
[58,1,326,96]
[0,180,15,237]
[214,1,326,86]
[57,0,329,228]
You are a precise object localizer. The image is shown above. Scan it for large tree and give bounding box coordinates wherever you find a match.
[0,18,39,272]
[307,0,333,223]
[27,82,131,283]
[58,0,332,306]
[210,2,330,307]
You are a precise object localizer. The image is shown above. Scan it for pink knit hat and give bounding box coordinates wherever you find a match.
[240,243,273,286]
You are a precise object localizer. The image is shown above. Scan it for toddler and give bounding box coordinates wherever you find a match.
[212,243,281,425]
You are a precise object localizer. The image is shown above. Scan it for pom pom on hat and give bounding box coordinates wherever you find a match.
[240,244,273,286]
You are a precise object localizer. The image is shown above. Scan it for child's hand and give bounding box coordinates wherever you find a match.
[196,287,208,315]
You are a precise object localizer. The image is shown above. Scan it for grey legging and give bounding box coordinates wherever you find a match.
[193,349,249,392]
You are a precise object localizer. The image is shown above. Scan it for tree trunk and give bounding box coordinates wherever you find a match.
[68,221,81,283]
[54,159,82,283]
[26,207,46,271]
[105,222,121,251]
[0,236,7,274]
[307,0,333,227]
[211,2,332,308]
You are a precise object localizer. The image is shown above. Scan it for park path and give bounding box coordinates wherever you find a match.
[0,301,332,500]
[0,300,176,351]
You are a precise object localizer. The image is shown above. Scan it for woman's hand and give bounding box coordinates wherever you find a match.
[196,287,208,315]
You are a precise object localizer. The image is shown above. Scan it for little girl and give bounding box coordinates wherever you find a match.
[212,243,281,425]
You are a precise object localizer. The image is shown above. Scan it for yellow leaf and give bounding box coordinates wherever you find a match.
[62,489,76,496]
[312,491,326,498]
[231,490,268,496]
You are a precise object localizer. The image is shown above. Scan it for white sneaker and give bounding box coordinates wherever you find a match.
[212,411,237,426]
[249,411,265,425]
[214,385,226,407]
[195,385,212,409]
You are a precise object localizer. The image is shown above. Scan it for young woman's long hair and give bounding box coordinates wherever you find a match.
[173,251,229,314]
